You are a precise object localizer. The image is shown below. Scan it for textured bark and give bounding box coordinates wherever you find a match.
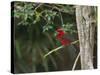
[75,6,96,69]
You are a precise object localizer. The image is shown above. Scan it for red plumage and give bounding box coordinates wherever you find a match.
[56,28,71,46]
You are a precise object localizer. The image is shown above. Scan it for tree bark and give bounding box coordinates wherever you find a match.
[75,6,97,69]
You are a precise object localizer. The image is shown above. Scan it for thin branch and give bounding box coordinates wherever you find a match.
[71,40,79,45]
[33,4,43,13]
[44,40,79,58]
[43,4,74,15]
[72,52,80,70]
[59,11,64,25]
[44,45,64,58]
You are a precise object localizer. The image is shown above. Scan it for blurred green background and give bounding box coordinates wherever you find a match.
[11,1,81,73]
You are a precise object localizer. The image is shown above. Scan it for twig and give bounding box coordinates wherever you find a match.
[33,4,43,13]
[72,52,80,70]
[71,40,79,45]
[43,45,64,58]
[59,11,64,25]
[43,4,74,15]
[44,40,79,58]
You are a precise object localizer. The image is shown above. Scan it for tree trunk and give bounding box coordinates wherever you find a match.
[75,6,97,69]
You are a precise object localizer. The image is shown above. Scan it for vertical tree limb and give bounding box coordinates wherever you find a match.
[75,6,96,69]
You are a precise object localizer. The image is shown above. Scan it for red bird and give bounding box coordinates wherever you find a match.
[56,28,71,46]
